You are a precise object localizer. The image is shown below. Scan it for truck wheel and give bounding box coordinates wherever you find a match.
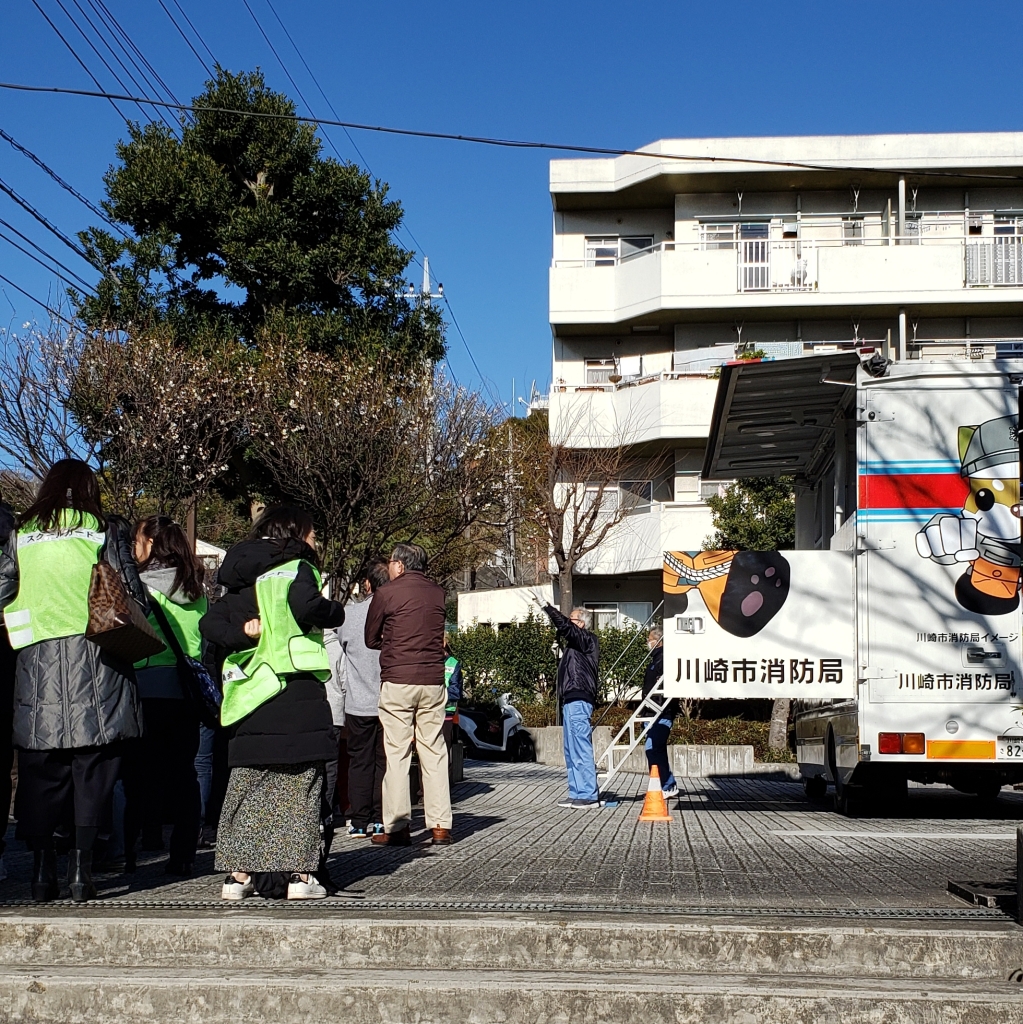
[803,776,827,800]
[974,780,1002,801]
[835,785,866,817]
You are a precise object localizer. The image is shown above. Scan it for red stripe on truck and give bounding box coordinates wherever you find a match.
[859,474,970,510]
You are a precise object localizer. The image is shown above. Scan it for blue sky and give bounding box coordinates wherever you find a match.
[2,0,1021,412]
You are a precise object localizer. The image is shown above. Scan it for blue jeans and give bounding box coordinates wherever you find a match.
[195,724,215,823]
[645,716,676,790]
[562,700,598,802]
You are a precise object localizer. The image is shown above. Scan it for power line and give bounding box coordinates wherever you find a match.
[0,175,96,265]
[45,0,157,124]
[0,216,94,290]
[0,127,124,234]
[168,0,217,70]
[5,80,1023,184]
[64,0,178,132]
[0,270,74,324]
[156,0,213,77]
[86,0,186,122]
[27,0,131,122]
[0,230,93,293]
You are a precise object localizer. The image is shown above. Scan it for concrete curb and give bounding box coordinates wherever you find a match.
[526,726,798,777]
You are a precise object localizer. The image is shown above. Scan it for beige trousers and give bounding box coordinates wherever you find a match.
[378,681,451,832]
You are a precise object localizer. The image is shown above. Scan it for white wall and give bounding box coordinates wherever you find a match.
[457,584,554,629]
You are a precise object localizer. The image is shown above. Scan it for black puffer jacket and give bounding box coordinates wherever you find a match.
[200,537,345,768]
[7,514,144,751]
[545,604,600,706]
[0,502,17,609]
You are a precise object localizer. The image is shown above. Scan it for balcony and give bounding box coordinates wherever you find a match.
[550,234,1023,324]
[574,501,715,576]
[549,373,718,448]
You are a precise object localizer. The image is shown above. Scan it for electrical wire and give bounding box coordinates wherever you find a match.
[0,175,93,263]
[0,217,94,290]
[5,80,1023,184]
[168,0,217,70]
[0,230,93,294]
[86,0,186,124]
[156,0,213,77]
[0,270,74,324]
[27,1,131,122]
[45,0,157,124]
[0,127,125,235]
[64,0,178,132]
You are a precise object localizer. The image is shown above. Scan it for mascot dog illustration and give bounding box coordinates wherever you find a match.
[916,414,1022,615]
[663,550,790,637]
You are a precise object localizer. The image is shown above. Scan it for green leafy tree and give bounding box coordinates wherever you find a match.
[705,476,795,550]
[78,68,443,360]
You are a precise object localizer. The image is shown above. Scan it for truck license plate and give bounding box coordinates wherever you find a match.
[997,737,1023,760]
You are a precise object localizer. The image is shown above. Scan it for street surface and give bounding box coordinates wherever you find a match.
[0,761,1019,916]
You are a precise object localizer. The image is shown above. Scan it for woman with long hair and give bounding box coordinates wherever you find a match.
[200,506,344,901]
[1,459,144,902]
[123,515,208,876]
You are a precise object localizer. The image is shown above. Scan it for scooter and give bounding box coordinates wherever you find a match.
[457,693,536,762]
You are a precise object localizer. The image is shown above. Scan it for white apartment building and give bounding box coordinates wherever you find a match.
[540,131,1023,630]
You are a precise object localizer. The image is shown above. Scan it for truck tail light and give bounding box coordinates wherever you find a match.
[878,732,925,754]
[902,733,925,755]
[878,732,902,754]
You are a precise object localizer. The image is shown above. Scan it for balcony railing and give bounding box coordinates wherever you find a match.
[554,233,1023,292]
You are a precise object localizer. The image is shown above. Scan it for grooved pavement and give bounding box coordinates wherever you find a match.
[1,760,1019,915]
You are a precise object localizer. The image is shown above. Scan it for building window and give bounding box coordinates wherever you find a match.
[968,215,983,236]
[585,358,617,384]
[584,237,619,267]
[619,480,653,514]
[583,602,654,630]
[584,235,654,266]
[995,216,1021,240]
[740,222,769,240]
[619,235,654,261]
[701,223,737,250]
[904,213,921,244]
[842,217,864,245]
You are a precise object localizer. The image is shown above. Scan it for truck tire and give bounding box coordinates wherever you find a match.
[803,775,828,800]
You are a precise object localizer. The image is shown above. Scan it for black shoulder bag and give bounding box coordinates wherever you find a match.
[148,601,222,728]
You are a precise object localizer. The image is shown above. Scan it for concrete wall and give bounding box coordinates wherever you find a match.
[458,584,554,628]
[526,726,772,777]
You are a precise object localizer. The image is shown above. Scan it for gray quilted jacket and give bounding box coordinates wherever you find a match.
[2,513,144,751]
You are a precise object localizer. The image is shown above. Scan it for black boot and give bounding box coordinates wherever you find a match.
[67,850,96,903]
[31,848,59,903]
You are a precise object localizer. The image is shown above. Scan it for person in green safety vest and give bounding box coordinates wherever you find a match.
[442,639,463,750]
[199,505,345,901]
[121,515,209,877]
[1,459,144,904]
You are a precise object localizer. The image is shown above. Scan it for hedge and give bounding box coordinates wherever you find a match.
[448,612,651,708]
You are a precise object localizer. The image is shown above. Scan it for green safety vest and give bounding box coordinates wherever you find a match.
[3,511,104,650]
[444,656,457,686]
[135,589,208,670]
[220,559,330,726]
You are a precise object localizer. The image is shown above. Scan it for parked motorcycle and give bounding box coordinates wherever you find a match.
[457,693,535,762]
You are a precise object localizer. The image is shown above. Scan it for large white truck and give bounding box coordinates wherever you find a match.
[663,353,1023,814]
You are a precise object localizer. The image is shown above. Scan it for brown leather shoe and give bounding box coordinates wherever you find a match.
[370,826,411,847]
[430,828,453,845]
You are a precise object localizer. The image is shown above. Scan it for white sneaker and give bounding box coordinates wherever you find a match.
[287,874,327,900]
[221,874,255,900]
[663,783,679,797]
[0,855,7,883]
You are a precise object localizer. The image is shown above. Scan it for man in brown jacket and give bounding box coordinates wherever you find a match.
[364,543,451,846]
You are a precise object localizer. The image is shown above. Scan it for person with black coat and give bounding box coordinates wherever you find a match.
[1,460,144,903]
[200,506,344,901]
[0,493,17,885]
[641,625,678,797]
[535,598,602,809]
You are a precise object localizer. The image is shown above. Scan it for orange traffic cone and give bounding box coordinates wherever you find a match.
[638,765,672,822]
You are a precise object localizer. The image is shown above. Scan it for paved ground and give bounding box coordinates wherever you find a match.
[1,760,1020,917]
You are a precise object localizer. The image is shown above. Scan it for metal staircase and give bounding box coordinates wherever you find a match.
[594,675,665,793]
